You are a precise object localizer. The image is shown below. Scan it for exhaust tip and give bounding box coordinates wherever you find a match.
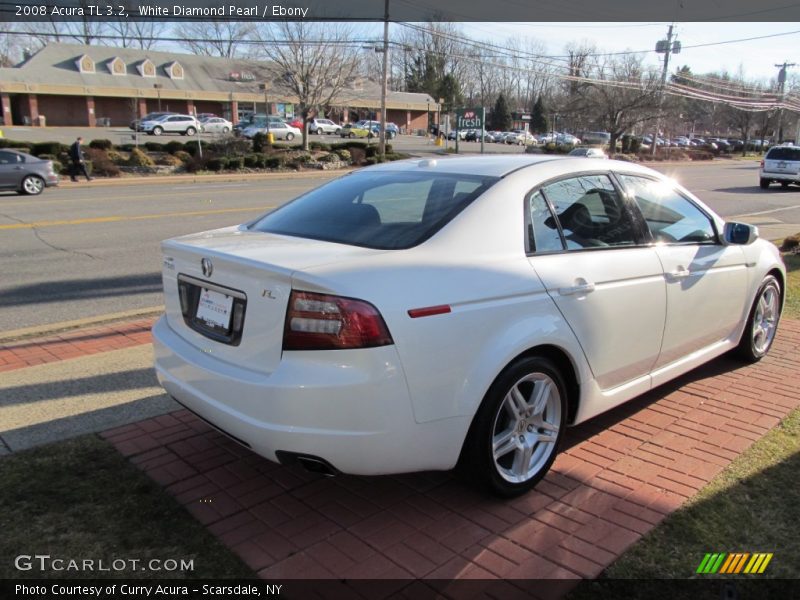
[275,451,338,477]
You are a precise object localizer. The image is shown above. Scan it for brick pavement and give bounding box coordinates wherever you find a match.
[4,315,799,587]
[83,320,800,587]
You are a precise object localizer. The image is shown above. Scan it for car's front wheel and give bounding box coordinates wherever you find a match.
[152,126,163,136]
[222,126,230,134]
[185,127,196,136]
[462,356,566,497]
[285,132,294,141]
[737,275,782,362]
[20,174,45,196]
[760,178,771,189]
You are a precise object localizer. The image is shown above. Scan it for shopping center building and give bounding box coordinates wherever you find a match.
[0,43,437,132]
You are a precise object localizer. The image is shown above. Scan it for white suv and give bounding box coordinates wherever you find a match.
[760,145,800,189]
[142,114,201,136]
[309,119,341,135]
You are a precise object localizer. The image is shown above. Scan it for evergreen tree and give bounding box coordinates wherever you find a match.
[490,93,512,131]
[531,96,548,133]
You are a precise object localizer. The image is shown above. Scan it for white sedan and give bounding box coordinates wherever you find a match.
[242,122,301,141]
[153,156,785,496]
[200,117,232,134]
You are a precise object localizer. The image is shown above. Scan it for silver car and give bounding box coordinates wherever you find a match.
[759,145,800,189]
[141,114,202,136]
[0,149,59,195]
[309,119,341,135]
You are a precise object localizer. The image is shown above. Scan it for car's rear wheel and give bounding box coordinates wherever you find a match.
[222,126,229,134]
[20,174,45,196]
[185,127,196,136]
[285,132,294,141]
[349,132,354,138]
[152,126,163,136]
[462,356,566,497]
[781,181,790,188]
[760,178,771,189]
[335,128,341,136]
[737,275,781,362]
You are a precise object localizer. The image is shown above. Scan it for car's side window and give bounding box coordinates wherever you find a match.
[0,151,20,164]
[528,191,564,252]
[618,175,717,244]
[540,174,637,249]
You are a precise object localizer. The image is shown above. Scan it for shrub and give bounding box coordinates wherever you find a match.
[183,155,206,173]
[318,153,340,163]
[780,234,799,252]
[89,139,113,150]
[106,150,124,164]
[209,137,251,157]
[308,141,331,151]
[205,157,229,171]
[155,154,184,167]
[226,156,244,170]
[334,149,351,162]
[32,141,67,157]
[165,140,185,155]
[173,150,192,163]
[84,147,121,177]
[244,154,264,168]
[365,145,378,158]
[118,144,135,152]
[144,142,165,152]
[293,152,312,163]
[364,157,378,165]
[183,140,201,156]
[252,133,270,153]
[264,155,286,169]
[384,152,410,162]
[126,148,155,167]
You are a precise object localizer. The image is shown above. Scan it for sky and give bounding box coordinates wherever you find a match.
[440,22,800,83]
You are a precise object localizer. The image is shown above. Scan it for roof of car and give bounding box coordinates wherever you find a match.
[364,155,655,179]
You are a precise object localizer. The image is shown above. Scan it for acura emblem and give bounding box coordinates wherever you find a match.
[201,258,213,278]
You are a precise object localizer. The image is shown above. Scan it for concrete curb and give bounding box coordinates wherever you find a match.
[58,168,356,188]
[0,306,164,344]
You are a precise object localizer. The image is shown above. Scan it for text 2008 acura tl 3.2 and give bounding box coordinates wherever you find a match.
[153,156,784,496]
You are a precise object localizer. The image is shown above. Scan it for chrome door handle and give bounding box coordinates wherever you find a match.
[666,268,691,281]
[559,281,596,296]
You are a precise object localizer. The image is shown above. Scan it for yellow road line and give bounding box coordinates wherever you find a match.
[0,206,273,230]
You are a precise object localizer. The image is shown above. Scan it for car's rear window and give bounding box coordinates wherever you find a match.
[766,147,800,161]
[249,170,499,249]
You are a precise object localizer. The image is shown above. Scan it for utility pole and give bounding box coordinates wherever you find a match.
[379,0,390,156]
[651,25,680,156]
[774,61,795,143]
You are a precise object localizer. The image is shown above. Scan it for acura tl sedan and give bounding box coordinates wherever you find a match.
[153,156,784,496]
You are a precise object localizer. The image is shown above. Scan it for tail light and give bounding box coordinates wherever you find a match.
[760,160,765,168]
[283,290,393,350]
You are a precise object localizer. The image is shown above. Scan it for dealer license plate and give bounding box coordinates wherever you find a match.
[196,288,234,330]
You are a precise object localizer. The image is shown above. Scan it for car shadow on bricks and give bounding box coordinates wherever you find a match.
[0,272,162,307]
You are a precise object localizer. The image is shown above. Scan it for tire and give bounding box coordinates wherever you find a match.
[781,181,790,188]
[20,174,44,196]
[736,275,782,362]
[461,356,567,497]
[349,133,354,139]
[185,127,196,136]
[222,127,229,134]
[335,128,341,136]
[760,178,770,189]
[285,133,294,141]
[152,126,163,136]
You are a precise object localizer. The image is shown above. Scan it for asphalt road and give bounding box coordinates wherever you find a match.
[1,160,797,333]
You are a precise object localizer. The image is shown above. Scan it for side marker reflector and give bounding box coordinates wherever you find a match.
[408,305,451,319]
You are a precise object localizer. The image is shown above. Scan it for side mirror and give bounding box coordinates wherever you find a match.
[723,222,758,245]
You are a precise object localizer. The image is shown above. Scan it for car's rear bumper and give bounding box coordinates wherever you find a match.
[152,315,465,475]
[760,170,800,182]
[45,174,59,187]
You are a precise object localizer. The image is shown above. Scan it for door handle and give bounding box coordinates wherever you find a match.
[559,280,596,296]
[666,268,691,281]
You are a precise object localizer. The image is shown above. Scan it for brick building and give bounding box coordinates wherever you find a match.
[0,43,437,132]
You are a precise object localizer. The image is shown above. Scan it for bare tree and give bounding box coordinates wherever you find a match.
[175,21,255,58]
[253,22,361,150]
[107,15,169,49]
[22,2,109,47]
[569,53,662,150]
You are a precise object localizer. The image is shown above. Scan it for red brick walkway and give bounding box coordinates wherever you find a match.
[94,320,800,586]
[0,318,155,372]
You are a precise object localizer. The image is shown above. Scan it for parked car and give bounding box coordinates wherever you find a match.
[309,119,341,135]
[568,147,608,159]
[242,121,302,141]
[129,112,175,131]
[507,131,537,146]
[340,122,372,138]
[448,130,467,141]
[555,133,581,146]
[153,155,785,496]
[0,149,59,195]
[141,114,202,136]
[199,117,233,134]
[369,122,399,139]
[759,145,800,189]
[581,131,611,146]
[465,130,492,143]
[288,118,304,130]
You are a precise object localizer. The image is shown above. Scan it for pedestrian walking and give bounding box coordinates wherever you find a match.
[69,137,92,182]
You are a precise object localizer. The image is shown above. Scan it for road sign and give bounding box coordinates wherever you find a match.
[456,108,484,130]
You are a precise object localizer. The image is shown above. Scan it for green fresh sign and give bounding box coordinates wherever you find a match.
[456,108,484,130]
